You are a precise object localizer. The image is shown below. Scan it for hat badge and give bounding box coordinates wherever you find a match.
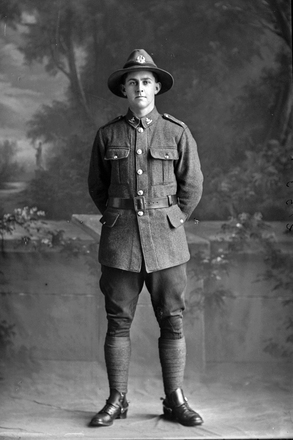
[136,55,146,64]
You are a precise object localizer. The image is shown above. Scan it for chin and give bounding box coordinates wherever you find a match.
[133,104,147,111]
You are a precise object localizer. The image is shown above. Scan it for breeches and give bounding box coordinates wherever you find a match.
[100,263,187,339]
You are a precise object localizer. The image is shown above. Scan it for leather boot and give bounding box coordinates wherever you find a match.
[89,389,129,427]
[162,388,203,426]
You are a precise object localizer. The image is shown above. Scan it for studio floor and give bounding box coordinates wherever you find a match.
[0,360,292,440]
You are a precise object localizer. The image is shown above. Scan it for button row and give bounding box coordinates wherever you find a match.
[136,139,143,203]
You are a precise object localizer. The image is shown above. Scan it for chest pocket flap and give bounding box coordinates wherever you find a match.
[150,148,179,160]
[105,147,130,160]
[100,210,120,227]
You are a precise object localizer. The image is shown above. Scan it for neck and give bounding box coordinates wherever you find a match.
[130,103,155,118]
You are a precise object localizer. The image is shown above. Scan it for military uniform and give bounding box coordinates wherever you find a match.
[88,49,204,428]
[88,107,203,273]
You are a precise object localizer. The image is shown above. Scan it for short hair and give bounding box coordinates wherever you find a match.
[121,71,159,85]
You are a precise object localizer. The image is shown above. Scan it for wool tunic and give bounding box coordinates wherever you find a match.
[88,107,203,273]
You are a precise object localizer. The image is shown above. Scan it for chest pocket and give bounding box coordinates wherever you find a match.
[105,147,130,184]
[150,148,179,185]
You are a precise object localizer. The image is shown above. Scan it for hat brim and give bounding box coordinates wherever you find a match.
[108,66,174,98]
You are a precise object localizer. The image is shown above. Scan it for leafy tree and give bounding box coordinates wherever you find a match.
[2,0,290,219]
[214,0,292,147]
[0,0,21,25]
[195,1,292,221]
[199,139,291,220]
[0,140,23,187]
[27,135,93,218]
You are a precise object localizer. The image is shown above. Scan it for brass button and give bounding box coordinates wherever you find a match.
[180,219,184,223]
[137,169,143,175]
[137,149,142,155]
[137,127,144,133]
[165,154,169,159]
[137,211,144,216]
[113,155,118,159]
[137,190,144,196]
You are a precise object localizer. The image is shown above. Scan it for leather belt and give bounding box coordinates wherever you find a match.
[107,195,178,211]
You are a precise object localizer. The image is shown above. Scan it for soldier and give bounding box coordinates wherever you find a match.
[88,49,204,427]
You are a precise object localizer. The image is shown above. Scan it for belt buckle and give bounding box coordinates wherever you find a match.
[133,196,146,212]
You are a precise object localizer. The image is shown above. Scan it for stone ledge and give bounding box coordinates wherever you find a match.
[1,219,94,252]
[71,215,292,254]
[72,214,211,251]
[71,214,102,241]
[1,215,291,254]
[193,220,292,252]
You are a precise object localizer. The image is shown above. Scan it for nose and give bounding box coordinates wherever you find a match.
[136,81,144,93]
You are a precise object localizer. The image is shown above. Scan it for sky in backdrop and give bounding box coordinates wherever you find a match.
[0,20,67,171]
[0,10,280,176]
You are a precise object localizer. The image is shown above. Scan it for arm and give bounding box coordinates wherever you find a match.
[175,126,203,219]
[88,129,110,215]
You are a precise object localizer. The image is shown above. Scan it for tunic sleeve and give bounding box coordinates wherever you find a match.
[175,126,203,219]
[88,128,110,214]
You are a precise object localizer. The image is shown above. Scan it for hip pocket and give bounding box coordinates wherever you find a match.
[167,204,186,228]
[100,210,120,227]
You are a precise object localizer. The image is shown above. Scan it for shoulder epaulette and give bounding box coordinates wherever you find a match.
[101,115,123,129]
[162,113,186,128]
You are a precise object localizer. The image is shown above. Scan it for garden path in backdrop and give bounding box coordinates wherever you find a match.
[0,182,29,214]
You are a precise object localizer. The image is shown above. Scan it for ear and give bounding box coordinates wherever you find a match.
[120,85,127,96]
[155,82,161,95]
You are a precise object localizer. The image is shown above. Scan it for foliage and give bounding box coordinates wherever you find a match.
[25,135,94,219]
[0,0,21,25]
[0,140,24,187]
[1,0,290,219]
[186,212,271,316]
[0,205,45,236]
[0,207,44,361]
[0,206,98,365]
[1,206,293,362]
[198,138,292,220]
[186,211,293,358]
[186,247,235,317]
[220,212,293,358]
[257,244,293,358]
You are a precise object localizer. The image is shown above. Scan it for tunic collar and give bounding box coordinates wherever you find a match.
[126,107,159,129]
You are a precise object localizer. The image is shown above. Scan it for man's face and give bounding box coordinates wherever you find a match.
[121,70,161,116]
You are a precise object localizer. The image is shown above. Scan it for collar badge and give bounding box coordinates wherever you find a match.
[146,118,152,124]
[136,55,146,64]
[129,117,136,123]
